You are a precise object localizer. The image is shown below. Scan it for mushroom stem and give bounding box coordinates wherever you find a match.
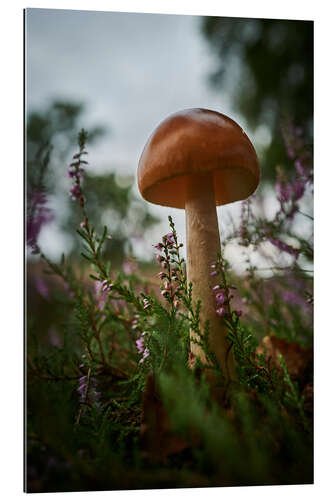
[185,173,235,385]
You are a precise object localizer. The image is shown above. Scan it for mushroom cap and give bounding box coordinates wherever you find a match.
[137,108,260,209]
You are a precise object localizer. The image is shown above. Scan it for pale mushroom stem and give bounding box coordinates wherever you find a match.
[185,172,236,386]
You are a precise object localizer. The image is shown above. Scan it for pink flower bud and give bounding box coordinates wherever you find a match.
[216,307,225,317]
[215,292,225,304]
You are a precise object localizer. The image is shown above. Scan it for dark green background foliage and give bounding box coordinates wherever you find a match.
[201,17,313,180]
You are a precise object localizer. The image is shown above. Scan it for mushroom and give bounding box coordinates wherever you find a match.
[137,108,260,387]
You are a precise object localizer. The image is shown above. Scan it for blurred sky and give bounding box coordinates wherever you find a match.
[26,8,238,169]
[26,8,309,273]
[26,10,243,249]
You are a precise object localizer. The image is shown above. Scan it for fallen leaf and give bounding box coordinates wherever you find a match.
[256,335,312,380]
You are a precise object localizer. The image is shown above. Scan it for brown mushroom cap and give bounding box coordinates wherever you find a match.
[138,108,260,208]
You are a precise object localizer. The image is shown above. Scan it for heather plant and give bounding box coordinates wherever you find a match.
[224,120,313,347]
[26,127,313,492]
[26,101,159,261]
[237,119,313,261]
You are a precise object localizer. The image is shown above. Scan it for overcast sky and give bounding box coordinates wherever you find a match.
[26,8,303,273]
[26,8,243,257]
[26,8,237,169]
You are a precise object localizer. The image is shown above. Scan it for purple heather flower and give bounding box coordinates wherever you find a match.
[122,259,138,275]
[122,261,132,275]
[164,232,175,246]
[216,307,226,317]
[292,179,305,201]
[139,347,150,364]
[136,337,145,354]
[158,272,166,279]
[210,271,218,276]
[215,292,225,304]
[67,148,88,203]
[78,383,87,399]
[35,276,49,300]
[212,285,221,291]
[101,280,112,292]
[67,169,76,178]
[156,254,164,263]
[94,281,107,310]
[69,183,81,200]
[154,243,163,251]
[268,237,299,258]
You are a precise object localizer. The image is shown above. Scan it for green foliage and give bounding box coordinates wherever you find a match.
[26,130,313,492]
[279,354,308,429]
